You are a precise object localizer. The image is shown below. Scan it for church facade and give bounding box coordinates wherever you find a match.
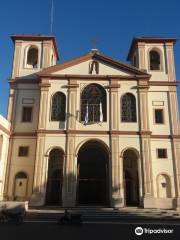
[3,35,180,209]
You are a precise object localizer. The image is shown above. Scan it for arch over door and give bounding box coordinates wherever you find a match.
[46,148,64,205]
[77,140,109,205]
[123,149,140,206]
[14,172,28,201]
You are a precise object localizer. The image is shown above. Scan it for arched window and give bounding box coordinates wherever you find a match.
[81,84,107,122]
[26,47,38,69]
[51,92,66,121]
[149,50,161,70]
[121,93,137,122]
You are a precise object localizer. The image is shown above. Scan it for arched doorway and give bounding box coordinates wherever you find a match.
[46,148,64,205]
[77,140,109,205]
[123,149,140,206]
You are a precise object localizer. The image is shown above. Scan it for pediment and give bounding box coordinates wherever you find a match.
[38,52,150,77]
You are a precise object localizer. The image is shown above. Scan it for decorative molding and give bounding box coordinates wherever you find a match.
[67,84,79,88]
[9,130,180,139]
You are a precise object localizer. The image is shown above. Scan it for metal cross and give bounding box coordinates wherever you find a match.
[91,38,98,49]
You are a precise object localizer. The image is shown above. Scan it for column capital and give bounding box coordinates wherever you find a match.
[138,80,149,90]
[39,78,51,90]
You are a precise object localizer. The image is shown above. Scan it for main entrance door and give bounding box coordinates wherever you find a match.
[77,141,109,205]
[46,148,64,205]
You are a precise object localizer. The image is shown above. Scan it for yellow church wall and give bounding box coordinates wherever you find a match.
[52,60,130,75]
[148,90,171,135]
[7,137,36,199]
[150,139,175,198]
[13,85,40,132]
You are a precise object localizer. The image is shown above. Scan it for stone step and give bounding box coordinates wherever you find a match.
[25,210,180,221]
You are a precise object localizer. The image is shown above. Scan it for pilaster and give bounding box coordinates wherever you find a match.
[29,79,50,206]
[165,42,176,82]
[109,80,122,207]
[38,79,50,129]
[7,83,18,125]
[12,41,22,78]
[42,41,51,68]
[63,79,78,207]
[137,42,146,70]
[167,88,180,209]
[63,135,76,207]
[138,81,155,208]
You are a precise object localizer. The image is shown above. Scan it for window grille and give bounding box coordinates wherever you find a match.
[121,93,136,122]
[51,92,66,121]
[81,84,106,122]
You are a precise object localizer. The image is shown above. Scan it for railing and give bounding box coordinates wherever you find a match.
[81,104,102,123]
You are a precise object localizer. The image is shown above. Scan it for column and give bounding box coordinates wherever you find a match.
[109,80,123,207]
[138,80,155,208]
[165,43,176,82]
[138,42,146,70]
[63,79,78,207]
[12,41,22,78]
[29,79,50,206]
[7,83,18,125]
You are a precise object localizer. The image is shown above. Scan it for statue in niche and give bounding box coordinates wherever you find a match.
[89,60,99,74]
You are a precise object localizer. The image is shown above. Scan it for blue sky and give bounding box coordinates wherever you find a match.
[0,0,180,117]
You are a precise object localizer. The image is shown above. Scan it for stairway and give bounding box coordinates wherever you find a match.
[26,207,180,222]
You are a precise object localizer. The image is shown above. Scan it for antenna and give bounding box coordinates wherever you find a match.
[50,0,54,34]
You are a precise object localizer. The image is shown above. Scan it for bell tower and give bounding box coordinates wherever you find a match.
[11,35,60,78]
[127,37,177,81]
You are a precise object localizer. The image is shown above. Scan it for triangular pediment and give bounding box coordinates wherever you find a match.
[37,52,150,77]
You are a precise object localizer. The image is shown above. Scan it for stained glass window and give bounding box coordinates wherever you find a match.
[51,92,66,121]
[121,93,136,122]
[81,84,106,122]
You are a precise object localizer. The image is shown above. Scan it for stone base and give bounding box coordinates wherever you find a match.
[143,196,176,209]
[143,196,156,208]
[62,194,76,207]
[173,198,180,210]
[111,196,124,208]
[29,192,45,206]
[0,201,28,211]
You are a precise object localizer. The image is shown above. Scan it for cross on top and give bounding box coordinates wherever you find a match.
[91,38,98,50]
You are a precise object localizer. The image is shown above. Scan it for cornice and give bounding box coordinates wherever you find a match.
[9,130,180,139]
